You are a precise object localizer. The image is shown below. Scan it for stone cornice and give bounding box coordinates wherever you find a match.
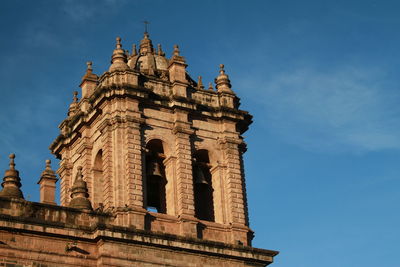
[172,125,195,135]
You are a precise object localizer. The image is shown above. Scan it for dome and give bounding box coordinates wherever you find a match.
[127,32,169,75]
[128,54,169,72]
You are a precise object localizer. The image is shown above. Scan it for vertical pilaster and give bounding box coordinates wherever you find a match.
[125,117,144,207]
[123,118,147,229]
[111,117,126,208]
[99,119,114,209]
[219,135,252,245]
[58,157,72,206]
[76,137,93,205]
[174,130,195,216]
[173,110,196,236]
[219,137,246,225]
[164,156,177,215]
[210,163,228,224]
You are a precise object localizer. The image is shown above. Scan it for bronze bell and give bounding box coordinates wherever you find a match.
[147,158,163,178]
[194,166,208,185]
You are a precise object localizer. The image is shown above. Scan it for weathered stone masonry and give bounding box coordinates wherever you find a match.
[0,32,278,266]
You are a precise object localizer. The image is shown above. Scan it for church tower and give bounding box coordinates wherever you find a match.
[50,32,255,246]
[0,32,278,266]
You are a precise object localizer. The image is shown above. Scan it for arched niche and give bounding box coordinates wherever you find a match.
[145,139,167,213]
[193,149,214,221]
[145,133,172,157]
[93,149,104,208]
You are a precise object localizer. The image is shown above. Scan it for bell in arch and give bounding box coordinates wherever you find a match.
[147,158,163,178]
[194,165,208,185]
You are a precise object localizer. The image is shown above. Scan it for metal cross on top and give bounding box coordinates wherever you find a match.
[143,20,150,33]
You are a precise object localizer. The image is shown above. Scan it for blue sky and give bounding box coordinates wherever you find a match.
[0,1,400,266]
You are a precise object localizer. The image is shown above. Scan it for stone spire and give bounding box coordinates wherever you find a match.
[208,82,214,91]
[215,64,233,94]
[197,76,204,90]
[169,44,186,66]
[173,44,180,57]
[81,61,98,83]
[139,32,154,55]
[69,166,92,210]
[168,44,188,96]
[68,91,79,117]
[131,44,137,56]
[37,160,58,205]
[109,37,129,72]
[80,61,98,99]
[157,44,165,56]
[0,154,24,199]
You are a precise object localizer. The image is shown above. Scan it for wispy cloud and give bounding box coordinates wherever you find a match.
[61,0,128,22]
[240,66,400,153]
[22,25,62,48]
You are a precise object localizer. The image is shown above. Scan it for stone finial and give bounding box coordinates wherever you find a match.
[131,44,137,56]
[45,159,51,171]
[40,160,57,179]
[73,91,78,103]
[0,154,24,199]
[157,44,165,56]
[215,64,233,94]
[38,159,58,205]
[208,82,214,91]
[80,61,98,98]
[81,61,98,83]
[168,44,187,85]
[87,61,93,72]
[173,45,180,56]
[68,91,79,117]
[109,36,129,72]
[169,44,186,66]
[197,76,204,90]
[69,166,92,210]
[139,32,154,55]
[116,36,122,49]
[9,154,15,170]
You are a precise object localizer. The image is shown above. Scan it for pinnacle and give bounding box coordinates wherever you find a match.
[0,153,24,199]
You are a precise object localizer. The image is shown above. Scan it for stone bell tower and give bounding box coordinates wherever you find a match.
[50,32,256,246]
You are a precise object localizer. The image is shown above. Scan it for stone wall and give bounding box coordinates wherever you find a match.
[0,197,277,267]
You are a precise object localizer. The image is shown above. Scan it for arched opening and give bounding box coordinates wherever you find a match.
[145,139,167,213]
[93,150,104,208]
[193,149,214,221]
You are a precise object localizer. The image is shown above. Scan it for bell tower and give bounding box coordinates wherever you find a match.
[50,33,254,245]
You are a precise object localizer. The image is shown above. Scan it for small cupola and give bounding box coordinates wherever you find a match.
[139,32,154,55]
[215,64,234,94]
[128,32,169,75]
[69,166,93,210]
[0,154,24,199]
[80,61,98,98]
[109,37,129,72]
